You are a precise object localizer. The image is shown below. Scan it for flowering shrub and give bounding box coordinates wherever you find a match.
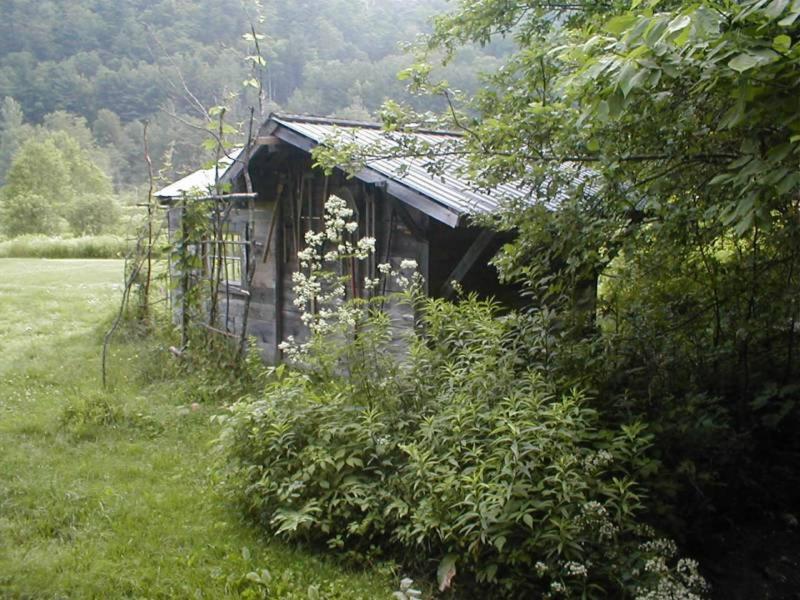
[288,194,376,341]
[214,196,708,598]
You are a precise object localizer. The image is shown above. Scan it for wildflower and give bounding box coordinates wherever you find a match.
[563,562,588,578]
[550,581,565,593]
[357,237,376,254]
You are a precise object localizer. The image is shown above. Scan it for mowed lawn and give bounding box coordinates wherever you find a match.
[0,259,392,599]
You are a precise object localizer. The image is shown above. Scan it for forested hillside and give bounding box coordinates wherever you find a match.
[0,0,499,190]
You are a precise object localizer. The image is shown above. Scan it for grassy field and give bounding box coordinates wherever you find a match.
[0,235,131,259]
[0,259,393,599]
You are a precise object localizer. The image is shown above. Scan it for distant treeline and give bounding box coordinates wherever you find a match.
[0,0,506,190]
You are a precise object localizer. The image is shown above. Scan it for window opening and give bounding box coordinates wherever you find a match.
[209,224,247,289]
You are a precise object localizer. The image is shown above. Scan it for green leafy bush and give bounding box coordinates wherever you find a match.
[65,194,121,236]
[216,294,708,598]
[0,192,61,236]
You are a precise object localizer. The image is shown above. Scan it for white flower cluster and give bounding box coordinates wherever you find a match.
[375,258,421,291]
[634,538,709,600]
[634,576,708,600]
[562,561,588,578]
[640,538,678,559]
[583,449,614,472]
[549,580,565,594]
[279,194,422,363]
[579,500,619,540]
[277,335,302,362]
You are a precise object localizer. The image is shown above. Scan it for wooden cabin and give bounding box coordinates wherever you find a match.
[157,113,537,362]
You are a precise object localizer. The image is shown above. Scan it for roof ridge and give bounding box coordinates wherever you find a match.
[271,112,463,137]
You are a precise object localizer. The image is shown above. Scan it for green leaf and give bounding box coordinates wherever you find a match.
[666,14,691,33]
[397,68,413,81]
[618,62,639,97]
[597,100,610,122]
[608,90,624,117]
[764,0,790,19]
[709,172,734,185]
[208,105,227,119]
[728,53,761,72]
[719,97,746,129]
[523,513,534,527]
[605,14,638,35]
[773,34,792,52]
[437,554,457,592]
[778,10,800,25]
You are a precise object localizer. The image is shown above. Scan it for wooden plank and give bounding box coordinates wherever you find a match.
[439,229,496,298]
[419,237,430,296]
[275,188,285,360]
[261,186,282,263]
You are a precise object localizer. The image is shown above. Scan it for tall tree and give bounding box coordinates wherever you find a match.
[0,97,31,185]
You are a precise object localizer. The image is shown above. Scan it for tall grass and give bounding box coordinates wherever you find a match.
[0,235,130,259]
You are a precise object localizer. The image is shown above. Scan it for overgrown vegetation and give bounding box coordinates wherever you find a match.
[4,0,799,596]
[312,0,800,570]
[212,196,708,598]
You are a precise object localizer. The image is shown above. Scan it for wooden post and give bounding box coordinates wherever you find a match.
[275,185,285,361]
[180,196,190,348]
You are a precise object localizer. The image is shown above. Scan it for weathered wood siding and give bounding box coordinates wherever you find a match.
[167,146,517,364]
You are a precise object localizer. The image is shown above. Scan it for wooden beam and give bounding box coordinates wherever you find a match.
[157,192,258,204]
[274,126,317,153]
[353,168,385,185]
[254,135,282,146]
[201,323,238,338]
[439,229,496,298]
[384,180,461,228]
[391,198,427,241]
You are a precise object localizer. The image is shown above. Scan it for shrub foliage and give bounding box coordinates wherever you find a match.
[216,294,707,598]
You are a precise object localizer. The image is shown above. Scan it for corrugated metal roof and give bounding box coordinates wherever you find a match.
[270,114,597,224]
[155,149,242,199]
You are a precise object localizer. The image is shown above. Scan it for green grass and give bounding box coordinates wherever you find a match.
[0,235,131,259]
[0,259,394,599]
